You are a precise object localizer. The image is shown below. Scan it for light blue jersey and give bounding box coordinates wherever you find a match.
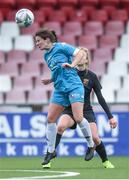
[44,42,83,92]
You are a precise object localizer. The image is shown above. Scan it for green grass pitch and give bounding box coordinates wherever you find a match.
[0,156,129,179]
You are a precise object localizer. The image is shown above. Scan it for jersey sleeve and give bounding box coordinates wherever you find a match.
[93,74,102,93]
[60,42,79,57]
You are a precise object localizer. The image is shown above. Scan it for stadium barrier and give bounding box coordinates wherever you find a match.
[0,112,129,157]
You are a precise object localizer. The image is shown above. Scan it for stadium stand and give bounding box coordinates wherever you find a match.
[0,0,129,111]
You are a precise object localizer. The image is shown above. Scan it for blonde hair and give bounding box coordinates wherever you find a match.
[77,47,91,70]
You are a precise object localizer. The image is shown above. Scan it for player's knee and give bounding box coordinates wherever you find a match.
[47,114,56,123]
[57,125,66,134]
[73,115,83,123]
[93,135,100,145]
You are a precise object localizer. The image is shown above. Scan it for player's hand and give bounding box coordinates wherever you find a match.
[109,117,117,129]
[62,63,74,68]
[41,79,52,85]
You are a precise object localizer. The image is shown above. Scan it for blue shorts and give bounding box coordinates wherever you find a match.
[50,86,84,107]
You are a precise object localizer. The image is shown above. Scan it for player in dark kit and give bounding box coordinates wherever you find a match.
[45,48,117,169]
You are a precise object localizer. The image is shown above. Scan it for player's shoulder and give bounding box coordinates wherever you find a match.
[88,70,97,78]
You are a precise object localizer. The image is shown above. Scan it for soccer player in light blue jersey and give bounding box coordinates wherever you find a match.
[35,29,94,167]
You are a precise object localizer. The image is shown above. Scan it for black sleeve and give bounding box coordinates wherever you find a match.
[93,74,113,119]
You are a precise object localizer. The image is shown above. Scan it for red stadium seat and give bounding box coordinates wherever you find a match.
[105,21,125,36]
[60,6,75,20]
[37,0,57,7]
[89,10,108,23]
[13,76,33,91]
[39,7,54,20]
[79,0,99,6]
[69,10,88,24]
[48,10,66,24]
[93,48,112,63]
[99,0,120,7]
[58,35,76,45]
[90,61,106,76]
[0,0,15,8]
[7,50,27,65]
[33,10,45,25]
[58,0,78,7]
[21,22,40,35]
[0,51,5,65]
[110,10,128,23]
[99,35,119,50]
[120,0,129,7]
[0,11,4,23]
[5,90,26,104]
[84,21,103,36]
[43,22,62,36]
[15,0,36,9]
[0,62,19,77]
[78,35,97,50]
[21,62,41,78]
[6,10,17,21]
[28,49,43,63]
[27,89,48,104]
[102,5,116,16]
[81,6,96,17]
[63,21,82,36]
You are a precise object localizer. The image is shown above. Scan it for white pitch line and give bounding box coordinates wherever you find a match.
[0,169,80,179]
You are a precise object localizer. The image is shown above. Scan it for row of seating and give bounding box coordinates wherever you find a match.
[0,0,129,9]
[0,87,129,104]
[0,8,129,24]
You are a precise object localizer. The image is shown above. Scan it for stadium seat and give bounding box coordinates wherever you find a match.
[120,0,129,7]
[0,0,15,8]
[7,50,27,65]
[107,61,128,76]
[14,35,34,52]
[93,88,115,103]
[21,22,40,35]
[114,47,129,62]
[60,6,75,20]
[78,35,97,50]
[37,0,57,7]
[0,11,4,23]
[48,10,66,24]
[39,7,54,20]
[90,61,106,76]
[0,62,19,77]
[89,10,108,23]
[105,21,124,36]
[101,74,121,90]
[110,10,128,23]
[81,6,96,17]
[5,90,26,104]
[63,21,82,37]
[102,5,116,16]
[28,49,43,63]
[116,89,129,103]
[43,22,62,36]
[69,10,88,24]
[0,93,4,104]
[0,51,5,64]
[58,35,76,45]
[27,89,48,104]
[120,34,129,49]
[1,22,20,38]
[126,21,129,33]
[99,0,120,7]
[123,76,129,90]
[99,35,119,50]
[58,0,78,7]
[6,10,17,21]
[79,0,99,7]
[15,0,36,9]
[0,75,12,92]
[93,48,112,63]
[84,21,103,36]
[13,76,33,91]
[33,10,45,25]
[21,62,41,78]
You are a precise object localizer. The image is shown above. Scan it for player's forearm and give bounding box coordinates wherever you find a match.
[71,49,85,67]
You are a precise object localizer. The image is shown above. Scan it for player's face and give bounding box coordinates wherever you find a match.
[77,51,89,71]
[35,36,48,50]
